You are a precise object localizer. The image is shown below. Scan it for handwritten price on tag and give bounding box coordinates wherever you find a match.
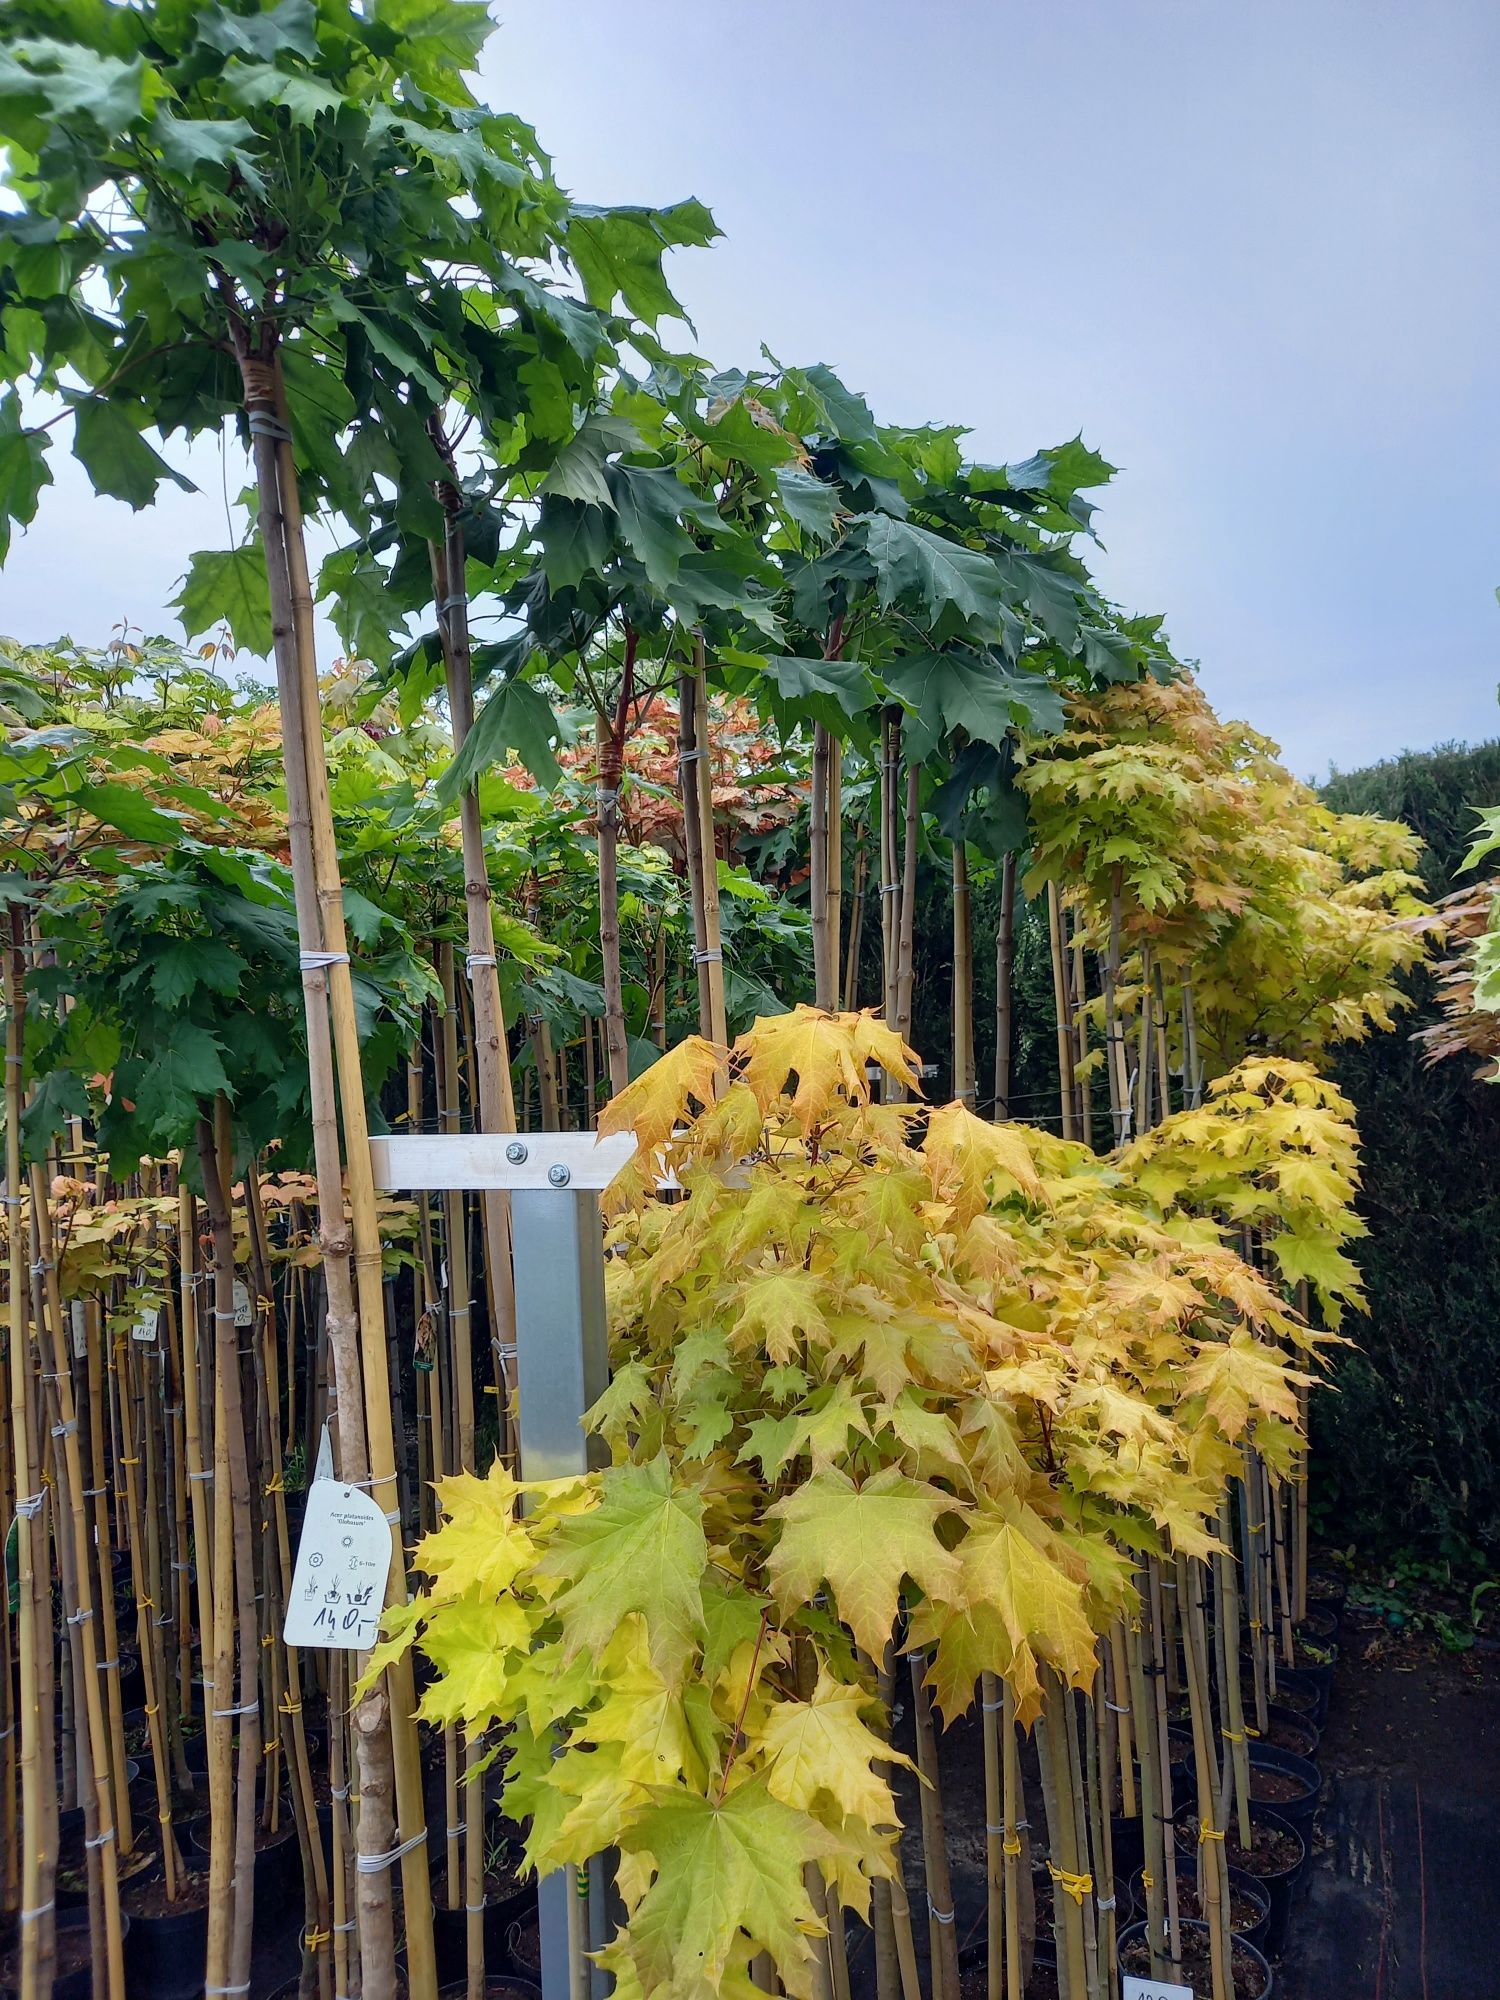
[1122,1978,1194,2000]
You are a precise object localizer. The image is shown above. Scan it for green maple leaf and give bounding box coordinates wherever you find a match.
[438,678,561,797]
[861,514,1002,628]
[71,401,196,512]
[615,1775,824,2000]
[766,1467,966,1660]
[881,650,1064,761]
[537,1455,708,1687]
[173,545,273,658]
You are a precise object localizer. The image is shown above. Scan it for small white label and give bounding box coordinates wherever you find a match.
[440,1259,448,1292]
[1123,1979,1194,2000]
[132,1302,160,1344]
[232,1279,252,1327]
[71,1303,87,1359]
[283,1481,392,1651]
[313,1418,335,1486]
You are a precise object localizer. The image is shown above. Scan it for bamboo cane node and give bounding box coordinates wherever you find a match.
[1047,1865,1093,1906]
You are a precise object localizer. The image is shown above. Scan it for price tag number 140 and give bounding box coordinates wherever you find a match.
[1122,1979,1194,2000]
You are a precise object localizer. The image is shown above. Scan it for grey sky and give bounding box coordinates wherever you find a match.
[6,0,1497,779]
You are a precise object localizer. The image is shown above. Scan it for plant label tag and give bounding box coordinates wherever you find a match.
[313,1418,335,1486]
[232,1279,253,1327]
[71,1303,87,1359]
[283,1481,392,1652]
[1123,1979,1194,2000]
[132,1303,160,1344]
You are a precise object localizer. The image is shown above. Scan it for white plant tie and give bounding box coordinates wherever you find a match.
[692,948,722,964]
[928,1899,954,1925]
[86,1827,116,1849]
[16,1491,45,1519]
[356,1828,426,1874]
[212,1700,258,1719]
[299,951,350,970]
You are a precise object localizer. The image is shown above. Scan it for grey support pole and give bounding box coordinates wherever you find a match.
[369,1130,635,2000]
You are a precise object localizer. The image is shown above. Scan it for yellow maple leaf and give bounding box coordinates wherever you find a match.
[923,1103,1046,1216]
[414,1461,537,1605]
[766,1468,967,1660]
[751,1667,912,1827]
[600,1033,726,1156]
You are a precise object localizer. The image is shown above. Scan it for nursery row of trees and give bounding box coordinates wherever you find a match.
[0,4,1447,2000]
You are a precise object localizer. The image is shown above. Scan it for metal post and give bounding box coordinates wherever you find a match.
[368,1130,633,2000]
[512,1183,609,2000]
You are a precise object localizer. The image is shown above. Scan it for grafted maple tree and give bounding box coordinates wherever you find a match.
[384,1009,1358,2000]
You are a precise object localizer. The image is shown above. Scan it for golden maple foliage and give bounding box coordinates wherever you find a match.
[391,1009,1359,1999]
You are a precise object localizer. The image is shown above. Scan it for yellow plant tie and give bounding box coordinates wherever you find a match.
[260,1633,275,1648]
[1220,1726,1244,1743]
[1248,1618,1264,1632]
[138,1596,154,1610]
[1245,1724,1262,1738]
[304,1927,330,1952]
[120,1456,140,1467]
[280,1696,303,1716]
[1002,1834,1022,1857]
[1048,1863,1093,1905]
[144,1703,160,1719]
[1141,1871,1155,1893]
[263,1473,285,1495]
[1198,1824,1226,1846]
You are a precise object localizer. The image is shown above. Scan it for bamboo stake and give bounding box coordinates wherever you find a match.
[810,723,832,1008]
[994,852,1017,1122]
[842,832,867,1011]
[952,842,975,1107]
[1046,883,1078,1140]
[908,1652,960,2000]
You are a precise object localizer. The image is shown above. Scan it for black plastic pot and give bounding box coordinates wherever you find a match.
[1118,1915,1273,1999]
[1262,1702,1320,1758]
[1130,1860,1271,1952]
[1306,1568,1349,1625]
[433,1880,538,1987]
[57,1758,141,1850]
[1273,1663,1332,1731]
[123,1892,206,2000]
[1110,1810,1145,1879]
[0,1906,130,2000]
[1296,1602,1340,1644]
[506,1911,540,1983]
[57,1838,160,1911]
[439,1983,542,2000]
[1173,1804,1305,1957]
[186,1805,299,1902]
[1245,1741,1321,1830]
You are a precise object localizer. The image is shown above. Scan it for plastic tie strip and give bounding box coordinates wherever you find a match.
[355,1827,426,1875]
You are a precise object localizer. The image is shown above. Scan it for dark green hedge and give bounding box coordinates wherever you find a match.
[1315,741,1500,1563]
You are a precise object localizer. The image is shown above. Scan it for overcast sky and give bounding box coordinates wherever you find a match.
[6,0,1497,780]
